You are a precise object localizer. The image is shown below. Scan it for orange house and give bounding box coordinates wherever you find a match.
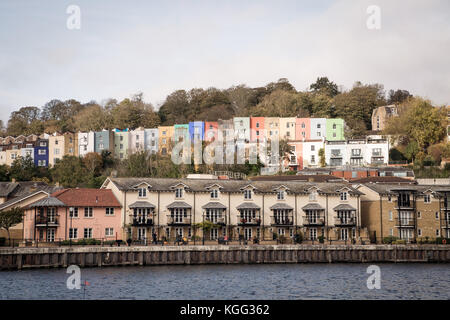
[204,121,218,142]
[296,118,310,140]
[250,117,265,142]
[23,189,122,242]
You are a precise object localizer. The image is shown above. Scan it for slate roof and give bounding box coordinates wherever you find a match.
[333,204,356,211]
[105,178,363,195]
[201,202,227,209]
[236,202,261,210]
[301,203,325,210]
[361,184,450,196]
[166,201,192,209]
[29,197,66,208]
[129,201,156,209]
[269,203,293,210]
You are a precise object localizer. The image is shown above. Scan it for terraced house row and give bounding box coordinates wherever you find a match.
[3,178,449,244]
[0,116,390,169]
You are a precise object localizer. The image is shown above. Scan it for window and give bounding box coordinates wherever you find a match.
[418,229,422,236]
[333,124,336,129]
[138,188,147,198]
[317,132,321,137]
[311,145,315,151]
[136,135,139,140]
[390,228,393,236]
[120,144,123,150]
[38,149,46,155]
[69,228,78,239]
[175,188,183,198]
[256,130,259,136]
[40,142,47,147]
[388,195,392,202]
[436,229,440,236]
[310,155,315,164]
[120,153,124,159]
[317,124,321,129]
[389,211,393,221]
[68,148,73,154]
[83,145,87,151]
[84,207,93,218]
[11,154,16,160]
[256,122,260,128]
[120,136,123,141]
[162,138,167,144]
[301,123,305,128]
[424,194,431,204]
[84,228,92,239]
[99,143,104,150]
[55,148,60,155]
[69,207,78,218]
[106,208,114,216]
[309,191,317,201]
[417,211,421,219]
[340,192,348,201]
[351,149,361,156]
[210,189,218,199]
[277,190,285,200]
[105,228,114,237]
[244,189,252,200]
[38,160,46,166]
[55,140,59,145]
[436,212,439,220]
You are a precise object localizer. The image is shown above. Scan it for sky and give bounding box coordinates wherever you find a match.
[0,0,449,123]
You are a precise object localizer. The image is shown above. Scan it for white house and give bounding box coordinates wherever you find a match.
[78,132,95,157]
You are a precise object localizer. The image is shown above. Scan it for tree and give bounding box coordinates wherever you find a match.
[318,148,326,167]
[7,106,41,136]
[194,220,220,244]
[9,155,38,181]
[112,94,160,129]
[83,152,103,176]
[250,90,309,117]
[310,77,339,97]
[0,207,24,245]
[51,156,88,187]
[387,89,412,105]
[118,151,153,177]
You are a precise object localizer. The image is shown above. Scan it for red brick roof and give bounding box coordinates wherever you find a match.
[51,188,121,207]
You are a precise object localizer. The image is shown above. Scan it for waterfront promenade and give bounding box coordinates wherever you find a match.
[1,244,449,270]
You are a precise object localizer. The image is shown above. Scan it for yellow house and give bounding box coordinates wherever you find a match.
[264,117,280,141]
[5,145,22,166]
[158,126,174,155]
[279,117,296,141]
[48,132,78,166]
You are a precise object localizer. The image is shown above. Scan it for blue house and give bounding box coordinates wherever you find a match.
[94,130,114,154]
[34,139,49,167]
[189,121,204,141]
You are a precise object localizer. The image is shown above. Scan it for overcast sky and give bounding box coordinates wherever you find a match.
[0,0,449,123]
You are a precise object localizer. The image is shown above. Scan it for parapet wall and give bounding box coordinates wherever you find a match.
[1,245,449,270]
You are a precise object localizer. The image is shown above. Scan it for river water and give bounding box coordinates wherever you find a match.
[0,263,449,300]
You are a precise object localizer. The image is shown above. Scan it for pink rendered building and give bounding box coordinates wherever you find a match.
[250,117,265,142]
[23,189,122,242]
[295,118,311,140]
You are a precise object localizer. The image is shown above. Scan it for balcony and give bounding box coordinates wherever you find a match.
[441,218,450,228]
[334,216,356,226]
[167,215,191,226]
[302,216,325,226]
[371,156,385,165]
[395,201,414,210]
[203,215,226,226]
[35,217,59,226]
[395,218,415,228]
[130,216,155,227]
[237,215,261,226]
[270,216,293,226]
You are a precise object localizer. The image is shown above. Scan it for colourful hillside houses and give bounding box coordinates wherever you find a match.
[279,117,296,141]
[310,118,326,140]
[94,130,115,154]
[34,139,49,167]
[204,121,218,142]
[114,129,130,160]
[174,124,190,143]
[189,121,205,142]
[158,126,174,155]
[78,131,95,157]
[326,119,345,141]
[295,118,310,140]
[250,117,265,142]
[48,132,78,166]
[233,117,250,142]
[23,188,122,242]
[144,128,159,154]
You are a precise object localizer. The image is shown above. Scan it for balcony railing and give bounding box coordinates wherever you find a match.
[395,218,415,228]
[237,215,261,226]
[167,215,191,226]
[302,216,325,226]
[270,216,293,226]
[131,217,155,226]
[203,215,226,225]
[334,216,356,226]
[395,201,414,209]
[35,217,59,226]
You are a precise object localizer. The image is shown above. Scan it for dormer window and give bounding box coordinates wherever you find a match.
[244,189,252,200]
[309,191,317,201]
[277,190,285,200]
[210,189,219,199]
[138,188,147,198]
[424,194,431,204]
[340,192,348,201]
[175,188,183,198]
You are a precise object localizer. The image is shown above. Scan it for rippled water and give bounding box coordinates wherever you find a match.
[1,264,449,300]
